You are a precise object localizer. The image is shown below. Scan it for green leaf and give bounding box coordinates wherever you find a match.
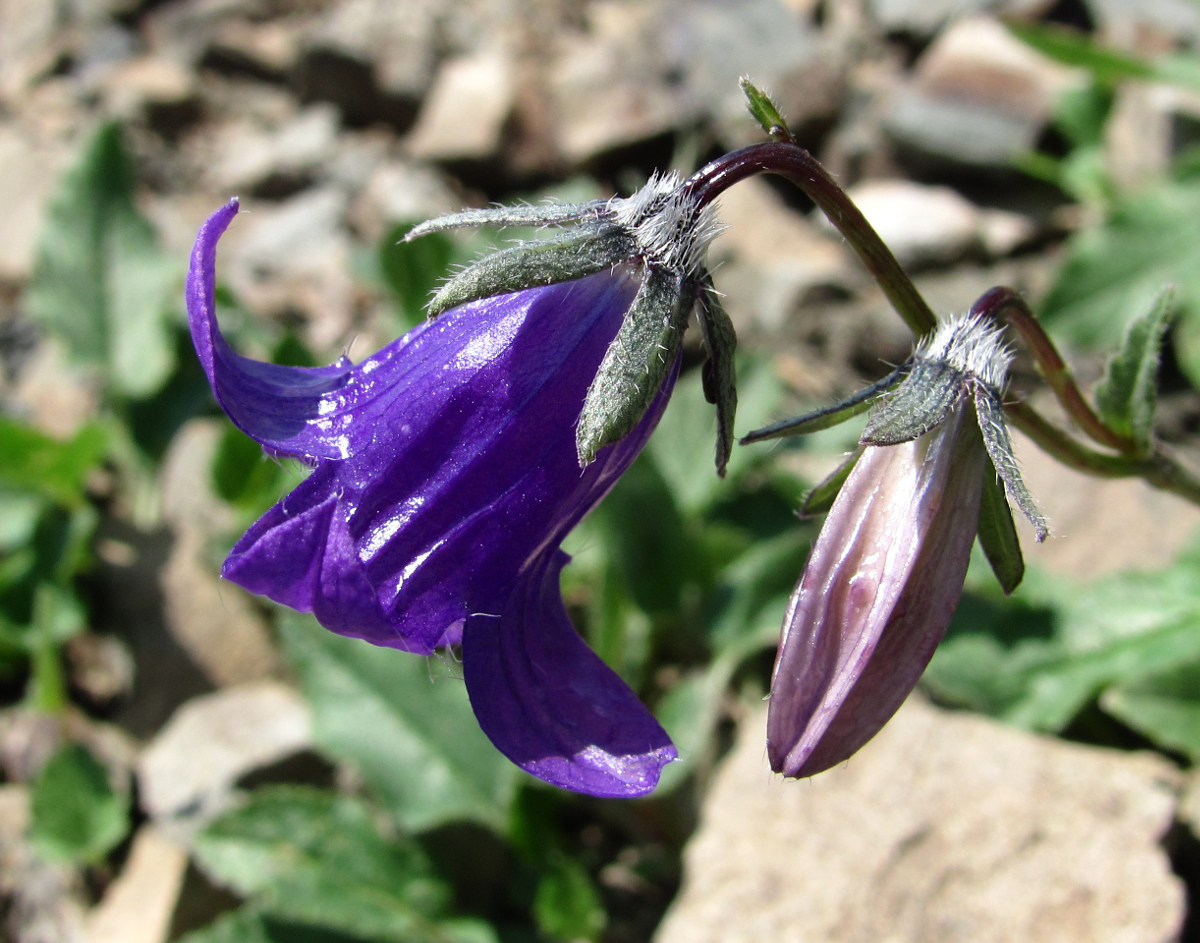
[1101,659,1200,763]
[30,743,129,865]
[1038,178,1200,359]
[0,419,107,508]
[380,222,457,327]
[279,615,517,832]
[25,122,178,399]
[1093,286,1174,452]
[1005,23,1154,85]
[533,856,606,943]
[192,786,492,943]
[177,908,357,943]
[926,540,1200,733]
[588,454,698,617]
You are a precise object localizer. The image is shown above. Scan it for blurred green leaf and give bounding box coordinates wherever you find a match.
[533,856,606,943]
[1101,659,1200,762]
[280,615,517,833]
[211,425,289,509]
[649,359,781,514]
[0,419,107,508]
[590,454,698,616]
[1093,287,1173,452]
[1039,178,1200,356]
[30,743,129,865]
[1006,23,1154,85]
[380,223,457,327]
[25,122,178,399]
[927,540,1200,734]
[178,908,364,943]
[192,786,493,943]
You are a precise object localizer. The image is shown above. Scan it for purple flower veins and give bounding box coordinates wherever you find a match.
[186,177,724,797]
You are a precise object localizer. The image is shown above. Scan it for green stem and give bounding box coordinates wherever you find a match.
[971,287,1137,453]
[684,142,937,337]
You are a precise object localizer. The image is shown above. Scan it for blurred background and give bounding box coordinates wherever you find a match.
[2,0,1200,940]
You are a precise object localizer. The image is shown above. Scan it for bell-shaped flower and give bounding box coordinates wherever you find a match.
[745,314,1047,778]
[186,176,728,797]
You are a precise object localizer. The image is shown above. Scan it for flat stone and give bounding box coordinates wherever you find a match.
[407,51,517,162]
[158,420,278,688]
[138,680,312,824]
[208,102,341,195]
[0,127,72,283]
[83,826,188,943]
[656,696,1184,943]
[712,176,855,333]
[886,16,1076,169]
[548,2,700,164]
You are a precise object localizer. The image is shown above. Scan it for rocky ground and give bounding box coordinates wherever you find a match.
[3,0,1200,941]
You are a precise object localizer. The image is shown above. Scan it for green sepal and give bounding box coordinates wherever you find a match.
[1094,285,1174,455]
[862,359,963,445]
[741,368,904,444]
[406,201,603,239]
[427,225,635,317]
[976,462,1025,594]
[739,76,795,143]
[696,275,738,476]
[974,389,1049,541]
[800,448,862,517]
[576,266,696,466]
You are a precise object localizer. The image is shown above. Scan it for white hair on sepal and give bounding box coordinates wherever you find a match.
[611,172,725,278]
[916,312,1014,393]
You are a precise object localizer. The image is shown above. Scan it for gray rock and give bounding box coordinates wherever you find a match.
[885,16,1075,170]
[0,128,71,283]
[837,178,1036,268]
[137,681,312,825]
[656,696,1184,943]
[548,2,701,164]
[208,102,341,195]
[407,51,518,162]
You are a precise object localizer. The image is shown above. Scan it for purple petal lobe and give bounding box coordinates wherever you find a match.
[463,550,677,797]
[187,200,360,461]
[768,406,986,777]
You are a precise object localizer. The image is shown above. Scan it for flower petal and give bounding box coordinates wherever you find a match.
[463,550,677,796]
[187,200,360,461]
[767,406,986,777]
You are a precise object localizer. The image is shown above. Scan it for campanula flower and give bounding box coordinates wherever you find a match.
[186,175,727,797]
[746,314,1047,778]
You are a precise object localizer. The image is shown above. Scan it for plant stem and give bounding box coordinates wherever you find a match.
[684,142,938,337]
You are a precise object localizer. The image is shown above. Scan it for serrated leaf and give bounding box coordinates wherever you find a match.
[192,786,491,943]
[25,123,179,399]
[1093,287,1174,452]
[0,418,107,508]
[1038,178,1200,359]
[279,616,516,833]
[30,743,129,865]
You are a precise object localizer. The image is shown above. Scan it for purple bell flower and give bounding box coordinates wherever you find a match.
[187,180,726,797]
[753,314,1048,778]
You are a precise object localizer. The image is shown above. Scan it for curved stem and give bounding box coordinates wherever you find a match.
[684,142,938,337]
[971,287,1137,453]
[1007,402,1200,504]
